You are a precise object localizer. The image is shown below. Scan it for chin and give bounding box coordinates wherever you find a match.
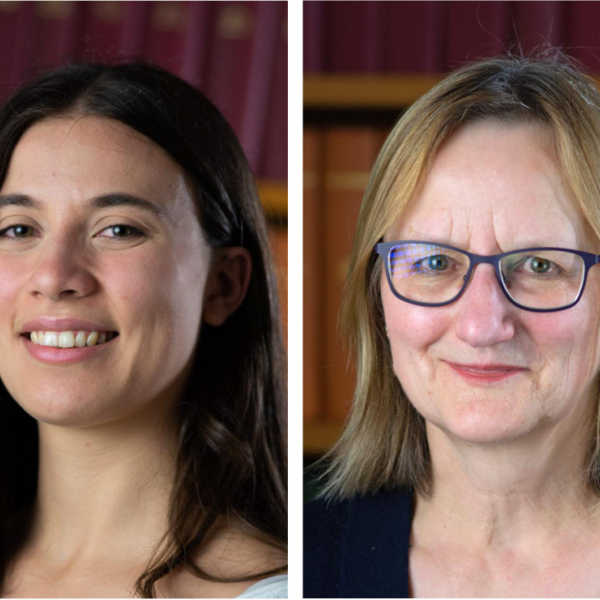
[427,396,535,445]
[8,383,122,428]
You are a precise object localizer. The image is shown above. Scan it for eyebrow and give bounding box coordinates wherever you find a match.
[0,193,170,222]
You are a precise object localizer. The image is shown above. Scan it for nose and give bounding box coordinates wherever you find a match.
[453,264,515,347]
[27,235,98,302]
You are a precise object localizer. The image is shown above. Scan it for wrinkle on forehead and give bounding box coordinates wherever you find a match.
[392,121,593,253]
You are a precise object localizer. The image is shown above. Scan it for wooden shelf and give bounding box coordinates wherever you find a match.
[305,74,600,110]
[304,421,344,454]
[258,179,287,217]
[304,74,443,109]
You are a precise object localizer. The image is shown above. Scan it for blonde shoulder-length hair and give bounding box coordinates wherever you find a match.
[321,53,600,500]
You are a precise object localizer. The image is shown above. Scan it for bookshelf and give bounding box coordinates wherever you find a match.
[304,74,440,456]
[304,74,442,108]
[258,180,288,217]
[304,421,343,455]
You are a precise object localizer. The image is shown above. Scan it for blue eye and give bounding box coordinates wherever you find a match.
[426,255,448,271]
[414,254,449,272]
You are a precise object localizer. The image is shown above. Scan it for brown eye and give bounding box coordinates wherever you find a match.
[0,225,35,238]
[98,224,144,239]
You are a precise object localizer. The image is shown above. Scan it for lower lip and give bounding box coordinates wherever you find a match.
[446,362,525,383]
[21,335,119,365]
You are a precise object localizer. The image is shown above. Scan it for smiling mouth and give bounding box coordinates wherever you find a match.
[22,331,119,348]
[449,363,524,373]
[445,362,526,382]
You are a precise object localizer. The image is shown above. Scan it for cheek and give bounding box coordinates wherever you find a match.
[381,283,450,383]
[0,258,30,341]
[527,309,600,388]
[106,242,207,337]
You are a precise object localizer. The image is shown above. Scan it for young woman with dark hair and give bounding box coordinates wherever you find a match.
[0,62,287,598]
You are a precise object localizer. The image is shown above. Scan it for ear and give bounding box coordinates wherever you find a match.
[202,247,252,326]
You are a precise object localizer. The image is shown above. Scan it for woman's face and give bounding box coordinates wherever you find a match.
[0,116,211,427]
[382,121,600,444]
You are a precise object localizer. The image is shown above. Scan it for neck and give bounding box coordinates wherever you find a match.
[415,397,599,553]
[26,402,179,565]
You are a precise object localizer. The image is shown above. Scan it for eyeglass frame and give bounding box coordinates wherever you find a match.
[374,240,600,313]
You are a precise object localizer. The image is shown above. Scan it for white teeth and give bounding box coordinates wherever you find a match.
[28,330,116,348]
[44,332,58,347]
[58,331,75,348]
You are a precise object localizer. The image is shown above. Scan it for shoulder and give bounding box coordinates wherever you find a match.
[236,575,288,598]
[303,496,350,598]
[304,488,413,598]
[162,526,286,598]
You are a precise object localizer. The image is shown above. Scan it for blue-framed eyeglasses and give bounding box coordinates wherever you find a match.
[374,240,600,312]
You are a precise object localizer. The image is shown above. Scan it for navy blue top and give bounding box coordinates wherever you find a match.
[303,487,413,598]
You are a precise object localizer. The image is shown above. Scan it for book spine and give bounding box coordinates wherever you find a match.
[303,128,324,423]
[511,1,565,56]
[205,2,258,145]
[144,1,212,87]
[33,1,85,72]
[385,1,445,73]
[79,1,149,63]
[445,1,510,68]
[120,1,150,57]
[323,127,386,422]
[0,1,36,101]
[260,3,287,181]
[566,1,600,73]
[239,1,281,174]
[179,1,214,88]
[80,1,126,62]
[303,0,324,73]
[325,1,385,73]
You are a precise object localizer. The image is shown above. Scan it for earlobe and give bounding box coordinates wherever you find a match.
[202,247,252,326]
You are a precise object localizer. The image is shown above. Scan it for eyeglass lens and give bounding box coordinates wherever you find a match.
[388,243,585,309]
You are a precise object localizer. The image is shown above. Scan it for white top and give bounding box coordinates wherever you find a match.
[236,575,288,598]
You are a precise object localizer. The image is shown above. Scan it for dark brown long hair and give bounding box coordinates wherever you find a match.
[0,62,287,597]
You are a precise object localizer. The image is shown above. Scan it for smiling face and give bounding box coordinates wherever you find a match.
[0,116,210,426]
[382,121,600,444]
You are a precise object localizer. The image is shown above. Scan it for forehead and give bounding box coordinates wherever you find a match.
[394,121,594,252]
[1,116,195,221]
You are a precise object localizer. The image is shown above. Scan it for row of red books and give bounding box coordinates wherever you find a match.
[304,1,600,75]
[304,126,389,424]
[0,1,287,180]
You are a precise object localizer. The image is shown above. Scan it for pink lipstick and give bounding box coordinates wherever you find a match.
[446,362,526,384]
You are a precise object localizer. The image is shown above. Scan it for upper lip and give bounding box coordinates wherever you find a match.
[20,318,118,334]
[446,362,525,371]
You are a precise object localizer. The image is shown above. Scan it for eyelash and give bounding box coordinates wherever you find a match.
[0,224,145,242]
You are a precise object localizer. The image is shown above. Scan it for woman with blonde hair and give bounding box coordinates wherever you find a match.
[305,54,600,597]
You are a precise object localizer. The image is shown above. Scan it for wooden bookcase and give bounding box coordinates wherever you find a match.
[258,180,288,217]
[303,75,444,456]
[304,74,442,108]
